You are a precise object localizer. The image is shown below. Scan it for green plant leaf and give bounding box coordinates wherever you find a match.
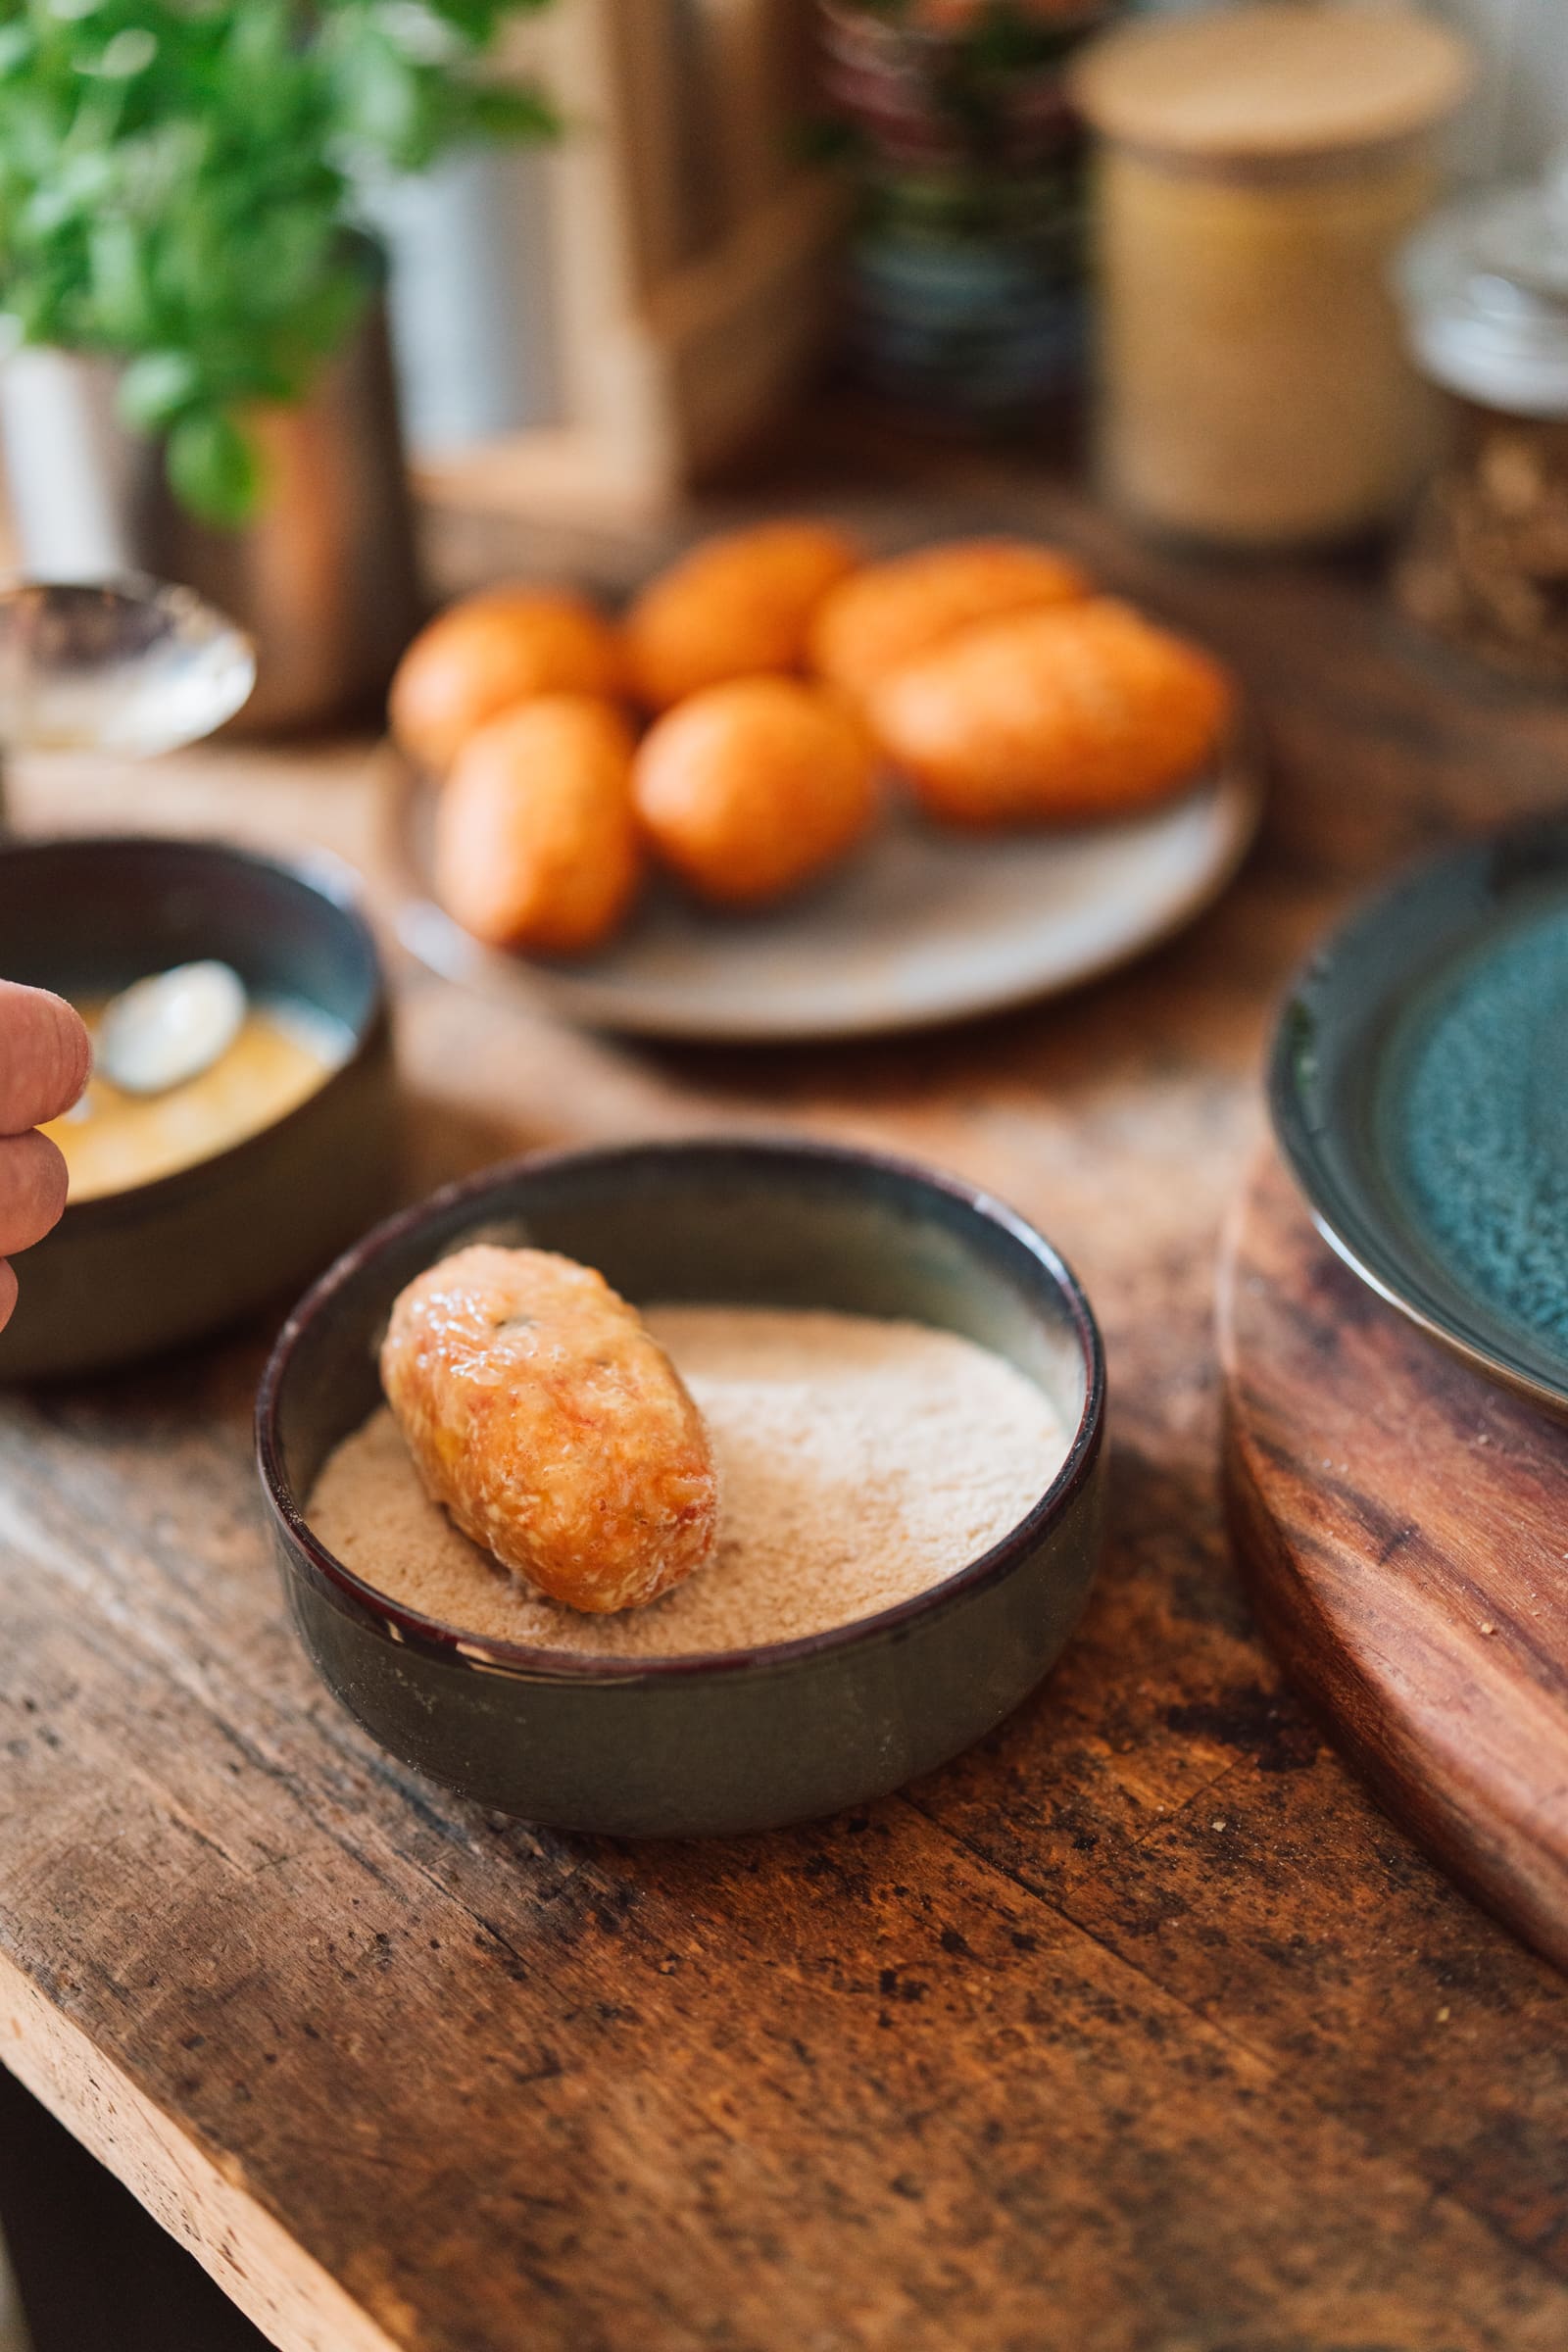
[0,26,35,78]
[87,215,152,340]
[0,0,559,521]
[89,27,159,80]
[120,345,202,427]
[467,82,558,141]
[166,406,266,527]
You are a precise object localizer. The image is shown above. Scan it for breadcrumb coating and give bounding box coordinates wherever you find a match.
[434,695,641,955]
[623,520,860,710]
[380,1246,717,1613]
[634,676,879,905]
[870,597,1234,825]
[809,537,1090,701]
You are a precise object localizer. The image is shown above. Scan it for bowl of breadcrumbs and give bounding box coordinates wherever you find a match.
[258,1137,1105,1836]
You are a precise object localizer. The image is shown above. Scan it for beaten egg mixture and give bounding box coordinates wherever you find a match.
[45,998,351,1201]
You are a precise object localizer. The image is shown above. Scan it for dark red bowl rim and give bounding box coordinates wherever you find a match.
[0,831,389,1224]
[256,1136,1105,1685]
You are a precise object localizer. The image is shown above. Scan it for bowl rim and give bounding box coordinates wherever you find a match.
[255,1134,1106,1684]
[1266,808,1568,1420]
[0,830,390,1224]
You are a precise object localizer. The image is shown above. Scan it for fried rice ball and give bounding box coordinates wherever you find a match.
[633,676,879,906]
[808,537,1091,701]
[391,585,622,775]
[623,520,860,710]
[869,598,1235,827]
[434,695,640,956]
[382,1245,717,1614]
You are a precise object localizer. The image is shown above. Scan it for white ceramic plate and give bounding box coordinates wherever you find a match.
[392,741,1262,1043]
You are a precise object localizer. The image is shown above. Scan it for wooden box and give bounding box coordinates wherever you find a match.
[416,0,845,520]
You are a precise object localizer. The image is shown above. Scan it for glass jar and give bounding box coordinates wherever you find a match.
[1070,4,1473,547]
[820,0,1121,425]
[1395,166,1568,682]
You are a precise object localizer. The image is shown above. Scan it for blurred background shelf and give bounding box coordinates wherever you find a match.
[398,0,846,519]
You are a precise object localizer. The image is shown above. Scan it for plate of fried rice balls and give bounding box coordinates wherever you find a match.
[388,520,1260,1041]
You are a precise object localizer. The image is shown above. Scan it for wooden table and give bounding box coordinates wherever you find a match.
[5,428,1568,2352]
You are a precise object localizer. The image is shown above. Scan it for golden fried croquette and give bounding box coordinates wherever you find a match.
[808,537,1091,701]
[633,677,879,906]
[381,1245,716,1613]
[622,520,860,710]
[869,597,1234,827]
[434,695,640,956]
[391,586,622,775]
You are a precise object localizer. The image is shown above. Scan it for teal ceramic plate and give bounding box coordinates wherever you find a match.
[1270,812,1568,1420]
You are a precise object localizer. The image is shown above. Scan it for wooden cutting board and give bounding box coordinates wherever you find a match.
[1219,1147,1568,1973]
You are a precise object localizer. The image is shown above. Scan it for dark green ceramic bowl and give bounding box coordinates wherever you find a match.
[0,834,394,1380]
[1269,810,1568,1419]
[257,1140,1106,1838]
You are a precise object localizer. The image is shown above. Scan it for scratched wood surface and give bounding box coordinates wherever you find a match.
[4,422,1568,2350]
[1220,1147,1568,1977]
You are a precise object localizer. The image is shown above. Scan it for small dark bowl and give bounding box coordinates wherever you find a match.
[0,834,394,1380]
[257,1139,1105,1838]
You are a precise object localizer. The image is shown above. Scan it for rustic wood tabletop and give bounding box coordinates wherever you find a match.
[3,421,1568,2352]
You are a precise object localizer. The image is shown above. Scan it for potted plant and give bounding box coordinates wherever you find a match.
[0,0,557,728]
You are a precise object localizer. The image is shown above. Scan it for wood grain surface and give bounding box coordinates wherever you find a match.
[5,419,1568,2351]
[1220,1146,1568,1973]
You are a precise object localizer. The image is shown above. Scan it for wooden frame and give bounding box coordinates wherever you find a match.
[416,0,846,519]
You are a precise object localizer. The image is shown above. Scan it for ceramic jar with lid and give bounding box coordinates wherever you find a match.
[1394,163,1568,680]
[1070,4,1473,548]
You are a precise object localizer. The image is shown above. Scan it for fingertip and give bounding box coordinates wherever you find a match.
[33,1125,70,1229]
[0,1128,71,1258]
[0,982,92,1132]
[43,989,92,1119]
[0,1258,17,1335]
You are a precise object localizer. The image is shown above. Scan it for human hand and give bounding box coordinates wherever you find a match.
[0,981,90,1332]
